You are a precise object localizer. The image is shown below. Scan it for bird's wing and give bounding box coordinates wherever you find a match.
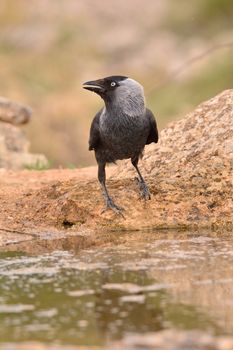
[145,108,159,144]
[88,109,103,150]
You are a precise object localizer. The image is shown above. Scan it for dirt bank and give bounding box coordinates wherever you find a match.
[0,90,232,249]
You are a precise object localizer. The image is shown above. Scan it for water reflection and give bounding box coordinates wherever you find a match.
[0,231,232,346]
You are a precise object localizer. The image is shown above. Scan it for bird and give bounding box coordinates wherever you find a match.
[83,75,158,214]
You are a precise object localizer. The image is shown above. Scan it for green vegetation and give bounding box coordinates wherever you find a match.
[66,163,77,169]
[24,159,52,171]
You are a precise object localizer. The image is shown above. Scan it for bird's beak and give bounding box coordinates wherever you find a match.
[82,79,105,94]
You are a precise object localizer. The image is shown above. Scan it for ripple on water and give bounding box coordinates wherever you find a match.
[0,232,233,346]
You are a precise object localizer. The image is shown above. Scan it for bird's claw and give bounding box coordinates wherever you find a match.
[137,179,151,200]
[101,198,125,218]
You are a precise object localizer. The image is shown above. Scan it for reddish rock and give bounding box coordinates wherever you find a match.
[0,90,232,242]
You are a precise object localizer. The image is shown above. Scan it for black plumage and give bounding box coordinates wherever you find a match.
[83,75,158,213]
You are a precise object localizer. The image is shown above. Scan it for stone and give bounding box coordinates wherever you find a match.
[0,90,232,235]
[0,97,48,170]
[114,89,233,182]
[0,96,32,125]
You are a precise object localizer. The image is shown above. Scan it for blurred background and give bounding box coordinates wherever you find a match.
[0,0,232,168]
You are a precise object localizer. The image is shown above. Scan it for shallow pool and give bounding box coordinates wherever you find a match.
[0,231,233,346]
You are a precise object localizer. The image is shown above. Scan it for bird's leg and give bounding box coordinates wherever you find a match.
[98,162,124,215]
[131,158,151,200]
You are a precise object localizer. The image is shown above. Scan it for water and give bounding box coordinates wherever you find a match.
[0,231,233,347]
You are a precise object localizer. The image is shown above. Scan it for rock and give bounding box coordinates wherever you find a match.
[114,89,233,180]
[0,96,32,125]
[0,123,48,169]
[0,90,232,232]
[217,337,233,350]
[107,89,233,229]
[0,97,48,169]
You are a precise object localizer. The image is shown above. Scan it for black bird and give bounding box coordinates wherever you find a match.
[83,75,158,213]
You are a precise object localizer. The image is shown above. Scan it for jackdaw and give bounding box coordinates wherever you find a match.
[83,75,158,214]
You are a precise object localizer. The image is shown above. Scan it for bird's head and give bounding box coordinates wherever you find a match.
[83,76,145,115]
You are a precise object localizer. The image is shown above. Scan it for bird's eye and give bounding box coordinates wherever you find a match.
[111,82,116,87]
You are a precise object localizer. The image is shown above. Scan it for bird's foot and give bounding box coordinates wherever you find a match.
[101,198,125,217]
[136,178,151,200]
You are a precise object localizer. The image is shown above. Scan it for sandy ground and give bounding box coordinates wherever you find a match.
[0,167,96,247]
[0,163,231,254]
[0,166,98,190]
[0,166,129,251]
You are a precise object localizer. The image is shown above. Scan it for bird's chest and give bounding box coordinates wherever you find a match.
[100,114,145,145]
